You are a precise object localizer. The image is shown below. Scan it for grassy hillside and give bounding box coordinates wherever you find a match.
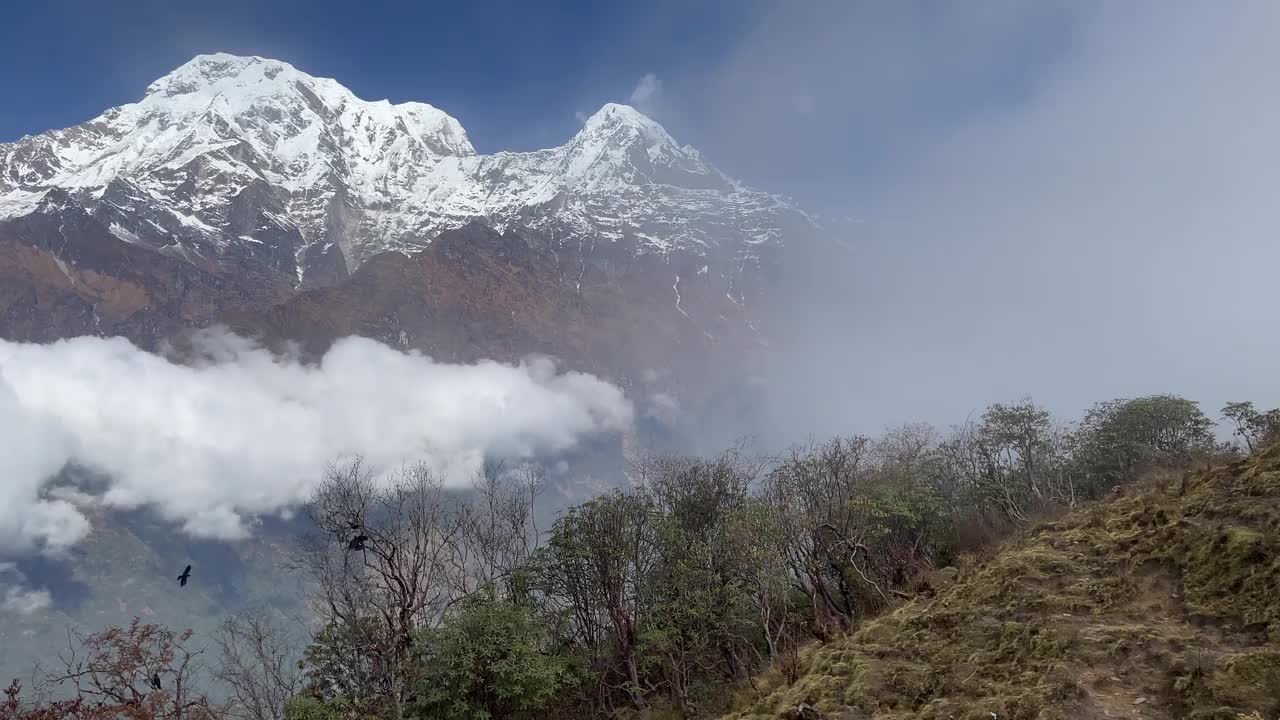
[726,444,1280,720]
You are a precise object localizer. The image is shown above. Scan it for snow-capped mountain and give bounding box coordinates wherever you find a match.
[0,54,812,288]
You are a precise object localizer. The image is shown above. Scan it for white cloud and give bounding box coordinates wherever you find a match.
[0,564,52,615]
[0,331,633,551]
[575,110,590,124]
[647,392,680,419]
[629,73,662,116]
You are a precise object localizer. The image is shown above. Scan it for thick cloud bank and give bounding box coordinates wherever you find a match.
[0,331,632,552]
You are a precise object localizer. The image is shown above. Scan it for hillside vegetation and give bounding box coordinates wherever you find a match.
[5,396,1279,720]
[726,442,1280,720]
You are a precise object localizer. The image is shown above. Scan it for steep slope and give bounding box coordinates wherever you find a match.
[728,447,1280,720]
[218,221,762,390]
[0,53,812,291]
[0,189,291,350]
[0,203,759,390]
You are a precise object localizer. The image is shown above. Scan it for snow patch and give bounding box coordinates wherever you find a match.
[0,53,813,283]
[109,223,144,245]
[51,254,75,285]
[673,274,689,318]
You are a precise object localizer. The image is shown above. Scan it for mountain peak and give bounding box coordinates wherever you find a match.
[586,103,659,127]
[1,54,807,286]
[580,103,675,145]
[556,103,732,195]
[145,53,300,99]
[133,53,476,160]
[167,52,283,74]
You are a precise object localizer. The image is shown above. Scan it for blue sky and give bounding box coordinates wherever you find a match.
[0,0,755,153]
[0,0,1077,210]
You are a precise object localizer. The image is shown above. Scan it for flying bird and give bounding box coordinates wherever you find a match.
[176,565,192,587]
[347,534,369,551]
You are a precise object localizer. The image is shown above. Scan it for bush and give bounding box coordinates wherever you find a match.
[411,593,579,720]
[1074,395,1214,493]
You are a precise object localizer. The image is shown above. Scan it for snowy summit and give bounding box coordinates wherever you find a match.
[0,54,811,286]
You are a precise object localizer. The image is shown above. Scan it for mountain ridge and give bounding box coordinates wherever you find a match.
[0,53,814,290]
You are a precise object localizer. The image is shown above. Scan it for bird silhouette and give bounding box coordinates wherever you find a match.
[150,673,162,690]
[176,565,192,587]
[347,534,369,551]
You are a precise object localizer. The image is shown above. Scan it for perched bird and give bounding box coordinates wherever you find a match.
[347,534,369,551]
[176,565,192,587]
[150,674,162,691]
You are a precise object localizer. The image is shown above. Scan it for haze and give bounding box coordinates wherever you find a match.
[710,1,1280,438]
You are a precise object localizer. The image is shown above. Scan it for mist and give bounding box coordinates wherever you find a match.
[0,330,632,555]
[671,1,1280,442]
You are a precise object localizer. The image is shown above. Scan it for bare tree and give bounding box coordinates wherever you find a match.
[873,422,938,470]
[213,610,301,720]
[455,460,545,596]
[39,618,217,720]
[296,458,466,720]
[1222,401,1280,453]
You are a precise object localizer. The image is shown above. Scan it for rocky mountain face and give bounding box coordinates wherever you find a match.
[0,53,820,392]
[0,188,292,348]
[0,53,811,289]
[0,200,763,405]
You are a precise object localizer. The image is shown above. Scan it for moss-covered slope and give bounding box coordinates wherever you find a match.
[727,444,1280,720]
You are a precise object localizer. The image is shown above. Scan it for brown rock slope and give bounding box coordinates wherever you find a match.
[0,190,290,349]
[0,200,762,402]
[727,445,1280,720]
[219,221,761,388]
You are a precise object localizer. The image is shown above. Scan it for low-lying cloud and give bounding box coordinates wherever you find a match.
[0,563,52,615]
[0,331,633,553]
